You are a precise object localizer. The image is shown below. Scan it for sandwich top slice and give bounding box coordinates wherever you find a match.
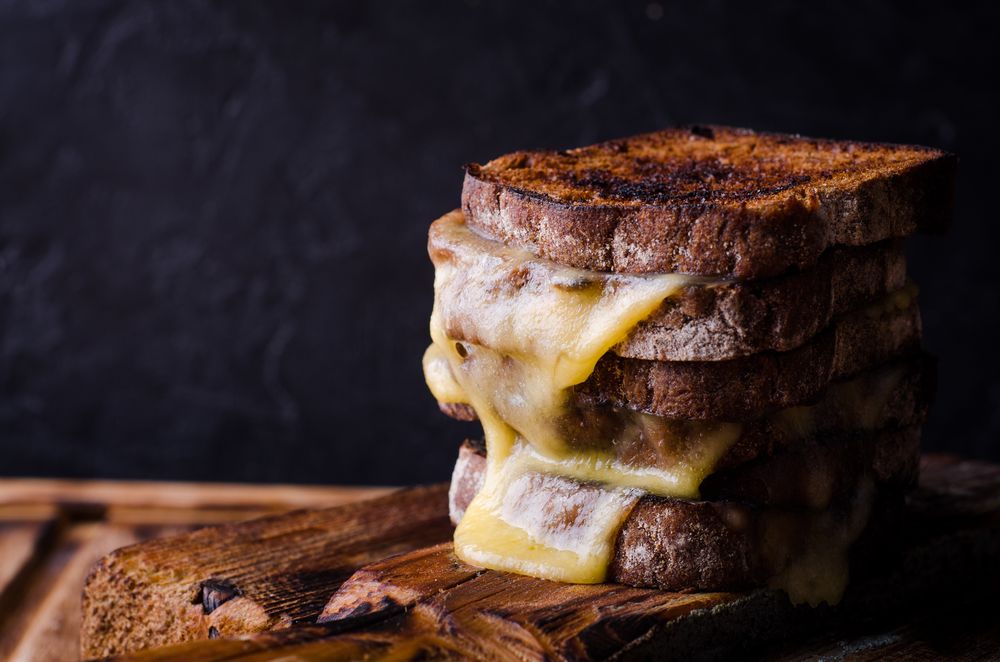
[463,125,954,278]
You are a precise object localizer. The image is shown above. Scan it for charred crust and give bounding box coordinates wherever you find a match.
[688,125,715,140]
[460,125,955,277]
[197,578,241,615]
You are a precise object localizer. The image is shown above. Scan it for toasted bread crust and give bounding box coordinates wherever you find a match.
[428,210,907,362]
[439,297,922,421]
[701,425,920,506]
[449,429,917,592]
[582,297,921,420]
[441,355,931,473]
[619,240,906,360]
[462,126,955,278]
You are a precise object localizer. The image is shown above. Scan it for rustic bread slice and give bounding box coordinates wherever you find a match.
[581,295,921,420]
[453,424,918,514]
[619,241,906,361]
[443,355,931,478]
[439,293,922,422]
[429,210,907,362]
[700,425,920,506]
[450,428,917,592]
[462,125,954,278]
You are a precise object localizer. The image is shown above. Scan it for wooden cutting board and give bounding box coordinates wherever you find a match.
[81,455,1000,661]
[0,479,389,662]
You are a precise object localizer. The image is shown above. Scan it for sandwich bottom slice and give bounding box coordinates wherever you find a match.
[448,424,919,607]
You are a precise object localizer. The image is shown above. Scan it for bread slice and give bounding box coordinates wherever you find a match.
[429,210,907,362]
[581,295,921,420]
[700,425,920,506]
[443,355,930,478]
[449,428,918,592]
[462,126,954,278]
[453,423,918,513]
[438,293,922,421]
[619,241,905,361]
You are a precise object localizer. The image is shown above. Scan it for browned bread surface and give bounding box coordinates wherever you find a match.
[717,355,933,470]
[619,240,906,360]
[440,295,922,421]
[443,355,932,476]
[462,125,954,278]
[611,481,903,594]
[429,210,906,362]
[449,431,917,592]
[582,295,921,419]
[701,426,921,506]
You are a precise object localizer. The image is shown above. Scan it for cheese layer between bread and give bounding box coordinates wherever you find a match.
[424,209,884,603]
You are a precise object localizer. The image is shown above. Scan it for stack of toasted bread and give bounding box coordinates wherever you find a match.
[423,126,954,605]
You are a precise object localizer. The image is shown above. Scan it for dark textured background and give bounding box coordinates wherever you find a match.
[1,0,997,484]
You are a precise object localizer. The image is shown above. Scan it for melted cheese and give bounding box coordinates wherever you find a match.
[425,210,891,597]
[455,444,643,583]
[759,478,875,606]
[864,281,918,318]
[770,360,906,442]
[426,211,727,582]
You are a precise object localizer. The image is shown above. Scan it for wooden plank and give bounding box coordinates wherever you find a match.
[81,484,452,659]
[99,531,1000,662]
[0,520,55,599]
[0,522,176,662]
[0,505,63,653]
[771,612,1000,660]
[103,505,314,526]
[323,546,735,660]
[0,478,391,512]
[92,456,1000,661]
[1,479,395,660]
[0,479,387,662]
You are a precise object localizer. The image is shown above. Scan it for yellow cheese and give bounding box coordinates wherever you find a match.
[426,211,730,583]
[864,281,918,318]
[770,361,906,441]
[759,478,875,606]
[425,211,894,596]
[455,443,643,583]
[422,344,468,405]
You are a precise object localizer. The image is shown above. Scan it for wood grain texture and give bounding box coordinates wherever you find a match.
[320,544,737,661]
[0,478,388,662]
[81,484,452,659]
[93,455,1000,661]
[0,520,55,599]
[0,478,392,512]
[770,610,1000,661]
[2,524,147,662]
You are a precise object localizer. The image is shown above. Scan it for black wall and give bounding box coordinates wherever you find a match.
[1,0,997,484]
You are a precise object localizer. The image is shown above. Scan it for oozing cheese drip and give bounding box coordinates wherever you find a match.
[426,211,732,583]
[758,478,876,607]
[425,211,898,600]
[456,444,644,584]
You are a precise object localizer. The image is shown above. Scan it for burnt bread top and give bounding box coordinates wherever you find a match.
[463,125,955,278]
